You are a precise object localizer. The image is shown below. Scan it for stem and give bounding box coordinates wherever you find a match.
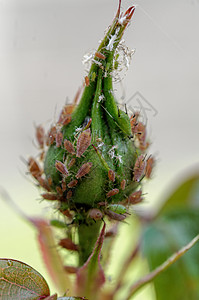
[78,220,102,266]
[125,234,199,300]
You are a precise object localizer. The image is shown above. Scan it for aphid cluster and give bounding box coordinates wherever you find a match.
[28,1,154,266]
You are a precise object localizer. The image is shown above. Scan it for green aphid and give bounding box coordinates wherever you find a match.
[50,219,67,228]
[107,204,127,214]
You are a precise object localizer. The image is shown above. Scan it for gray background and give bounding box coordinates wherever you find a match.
[0,0,199,298]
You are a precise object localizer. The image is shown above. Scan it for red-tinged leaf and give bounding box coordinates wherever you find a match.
[44,294,57,300]
[0,258,50,300]
[29,218,71,295]
[76,223,106,299]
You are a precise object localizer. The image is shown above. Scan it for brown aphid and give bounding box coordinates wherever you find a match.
[130,112,139,130]
[67,190,73,200]
[64,139,76,155]
[75,162,92,179]
[133,155,146,182]
[41,193,58,201]
[55,160,69,176]
[37,176,51,191]
[35,125,45,149]
[28,157,42,179]
[105,210,126,222]
[67,179,78,188]
[85,76,90,87]
[145,156,154,179]
[56,186,63,196]
[56,130,63,148]
[76,128,91,158]
[61,180,67,192]
[46,126,57,146]
[95,52,106,60]
[47,177,53,187]
[68,157,76,168]
[57,105,73,126]
[88,208,103,221]
[60,209,73,219]
[128,190,143,204]
[120,179,126,190]
[108,169,115,182]
[107,188,119,198]
[59,238,79,251]
[64,266,78,274]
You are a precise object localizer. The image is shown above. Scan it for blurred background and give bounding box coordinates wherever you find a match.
[0,0,199,298]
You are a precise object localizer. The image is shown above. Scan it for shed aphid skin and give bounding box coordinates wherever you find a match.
[28,2,154,266]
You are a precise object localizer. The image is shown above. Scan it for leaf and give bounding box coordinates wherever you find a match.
[76,223,106,299]
[29,218,71,295]
[142,173,199,300]
[44,294,58,300]
[0,258,50,300]
[158,173,199,216]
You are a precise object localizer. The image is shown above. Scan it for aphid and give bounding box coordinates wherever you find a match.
[68,157,76,168]
[67,190,73,200]
[64,139,76,155]
[107,204,127,214]
[67,179,78,188]
[61,180,67,192]
[57,105,73,126]
[64,266,78,274]
[105,209,126,222]
[128,190,143,204]
[35,124,45,149]
[75,162,92,179]
[85,76,90,87]
[145,156,154,179]
[76,128,91,158]
[28,157,42,179]
[37,176,51,191]
[56,186,63,196]
[95,52,106,60]
[133,155,146,182]
[56,130,63,148]
[106,188,119,198]
[47,177,53,187]
[50,219,67,228]
[55,160,69,176]
[59,238,79,251]
[41,193,58,201]
[88,208,103,221]
[120,179,126,190]
[46,126,57,146]
[108,169,115,182]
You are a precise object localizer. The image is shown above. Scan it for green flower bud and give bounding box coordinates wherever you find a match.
[29,2,154,266]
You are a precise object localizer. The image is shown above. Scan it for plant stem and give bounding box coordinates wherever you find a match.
[78,221,102,266]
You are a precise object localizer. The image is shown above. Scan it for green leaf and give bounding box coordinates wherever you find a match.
[0,258,50,299]
[142,173,199,300]
[158,174,199,216]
